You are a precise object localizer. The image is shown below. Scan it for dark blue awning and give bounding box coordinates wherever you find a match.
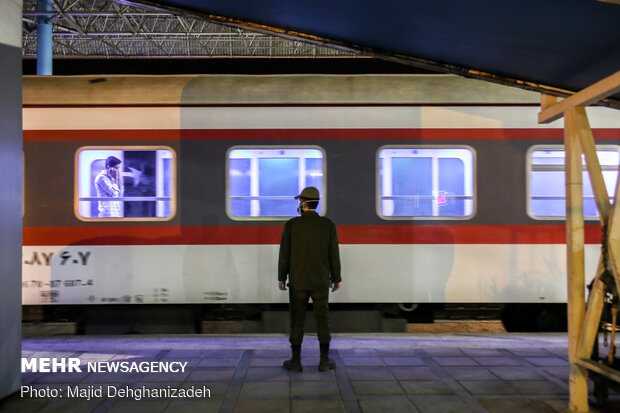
[136,0,620,105]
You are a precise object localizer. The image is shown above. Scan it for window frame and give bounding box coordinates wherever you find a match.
[526,144,620,221]
[225,145,327,221]
[74,145,177,222]
[376,145,477,221]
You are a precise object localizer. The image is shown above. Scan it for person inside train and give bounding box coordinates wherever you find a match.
[278,186,342,372]
[95,156,123,218]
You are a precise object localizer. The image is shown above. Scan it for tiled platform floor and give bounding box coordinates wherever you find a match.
[1,333,619,413]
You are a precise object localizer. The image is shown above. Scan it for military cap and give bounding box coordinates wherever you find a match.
[294,186,320,200]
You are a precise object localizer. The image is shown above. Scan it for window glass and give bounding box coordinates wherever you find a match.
[528,146,619,219]
[76,147,175,220]
[229,158,251,217]
[378,147,475,219]
[228,147,325,219]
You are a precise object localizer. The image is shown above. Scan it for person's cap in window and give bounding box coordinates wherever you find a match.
[295,186,320,200]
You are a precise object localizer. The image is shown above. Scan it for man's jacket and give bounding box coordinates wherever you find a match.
[278,211,342,290]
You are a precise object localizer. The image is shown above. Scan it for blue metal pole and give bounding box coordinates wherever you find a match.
[36,0,53,75]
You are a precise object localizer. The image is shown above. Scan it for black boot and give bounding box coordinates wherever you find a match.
[283,345,302,372]
[319,343,335,371]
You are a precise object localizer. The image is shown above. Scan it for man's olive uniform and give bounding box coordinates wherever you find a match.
[278,211,341,346]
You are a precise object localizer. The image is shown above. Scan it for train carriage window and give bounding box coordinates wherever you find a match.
[377,146,475,220]
[75,147,176,221]
[527,145,620,219]
[227,147,325,220]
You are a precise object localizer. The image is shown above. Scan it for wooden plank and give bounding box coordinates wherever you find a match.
[539,70,620,124]
[576,358,620,384]
[575,106,612,224]
[564,108,589,412]
[577,277,605,360]
[541,94,557,111]
[605,162,620,293]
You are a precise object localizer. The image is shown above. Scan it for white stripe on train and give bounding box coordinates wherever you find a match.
[22,244,601,305]
[23,106,620,131]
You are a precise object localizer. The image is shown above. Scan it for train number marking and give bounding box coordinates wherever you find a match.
[60,251,91,266]
[24,251,92,266]
[23,251,54,266]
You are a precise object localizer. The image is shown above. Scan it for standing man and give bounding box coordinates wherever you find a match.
[278,186,342,372]
[95,156,123,218]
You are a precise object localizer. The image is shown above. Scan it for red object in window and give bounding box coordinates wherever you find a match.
[437,191,447,206]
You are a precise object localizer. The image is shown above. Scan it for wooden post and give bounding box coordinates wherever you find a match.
[565,107,589,412]
[539,73,620,412]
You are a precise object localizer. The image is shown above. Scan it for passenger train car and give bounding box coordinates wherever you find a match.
[21,74,620,323]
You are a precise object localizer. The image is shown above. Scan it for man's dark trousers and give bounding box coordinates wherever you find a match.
[289,289,331,345]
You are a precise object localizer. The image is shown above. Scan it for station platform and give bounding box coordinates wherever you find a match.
[1,333,619,413]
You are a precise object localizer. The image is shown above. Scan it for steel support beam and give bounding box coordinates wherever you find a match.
[22,0,353,58]
[36,0,53,75]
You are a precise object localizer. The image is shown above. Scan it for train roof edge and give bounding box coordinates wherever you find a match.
[22,74,541,106]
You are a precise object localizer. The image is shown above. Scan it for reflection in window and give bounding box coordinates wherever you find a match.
[378,147,475,219]
[76,147,175,220]
[228,148,325,218]
[528,146,619,219]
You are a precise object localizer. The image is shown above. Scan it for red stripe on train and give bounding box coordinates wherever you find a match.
[22,128,620,142]
[23,224,602,246]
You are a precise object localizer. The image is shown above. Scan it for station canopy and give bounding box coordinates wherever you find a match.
[136,0,620,106]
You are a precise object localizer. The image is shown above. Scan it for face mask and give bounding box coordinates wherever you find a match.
[297,203,304,215]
